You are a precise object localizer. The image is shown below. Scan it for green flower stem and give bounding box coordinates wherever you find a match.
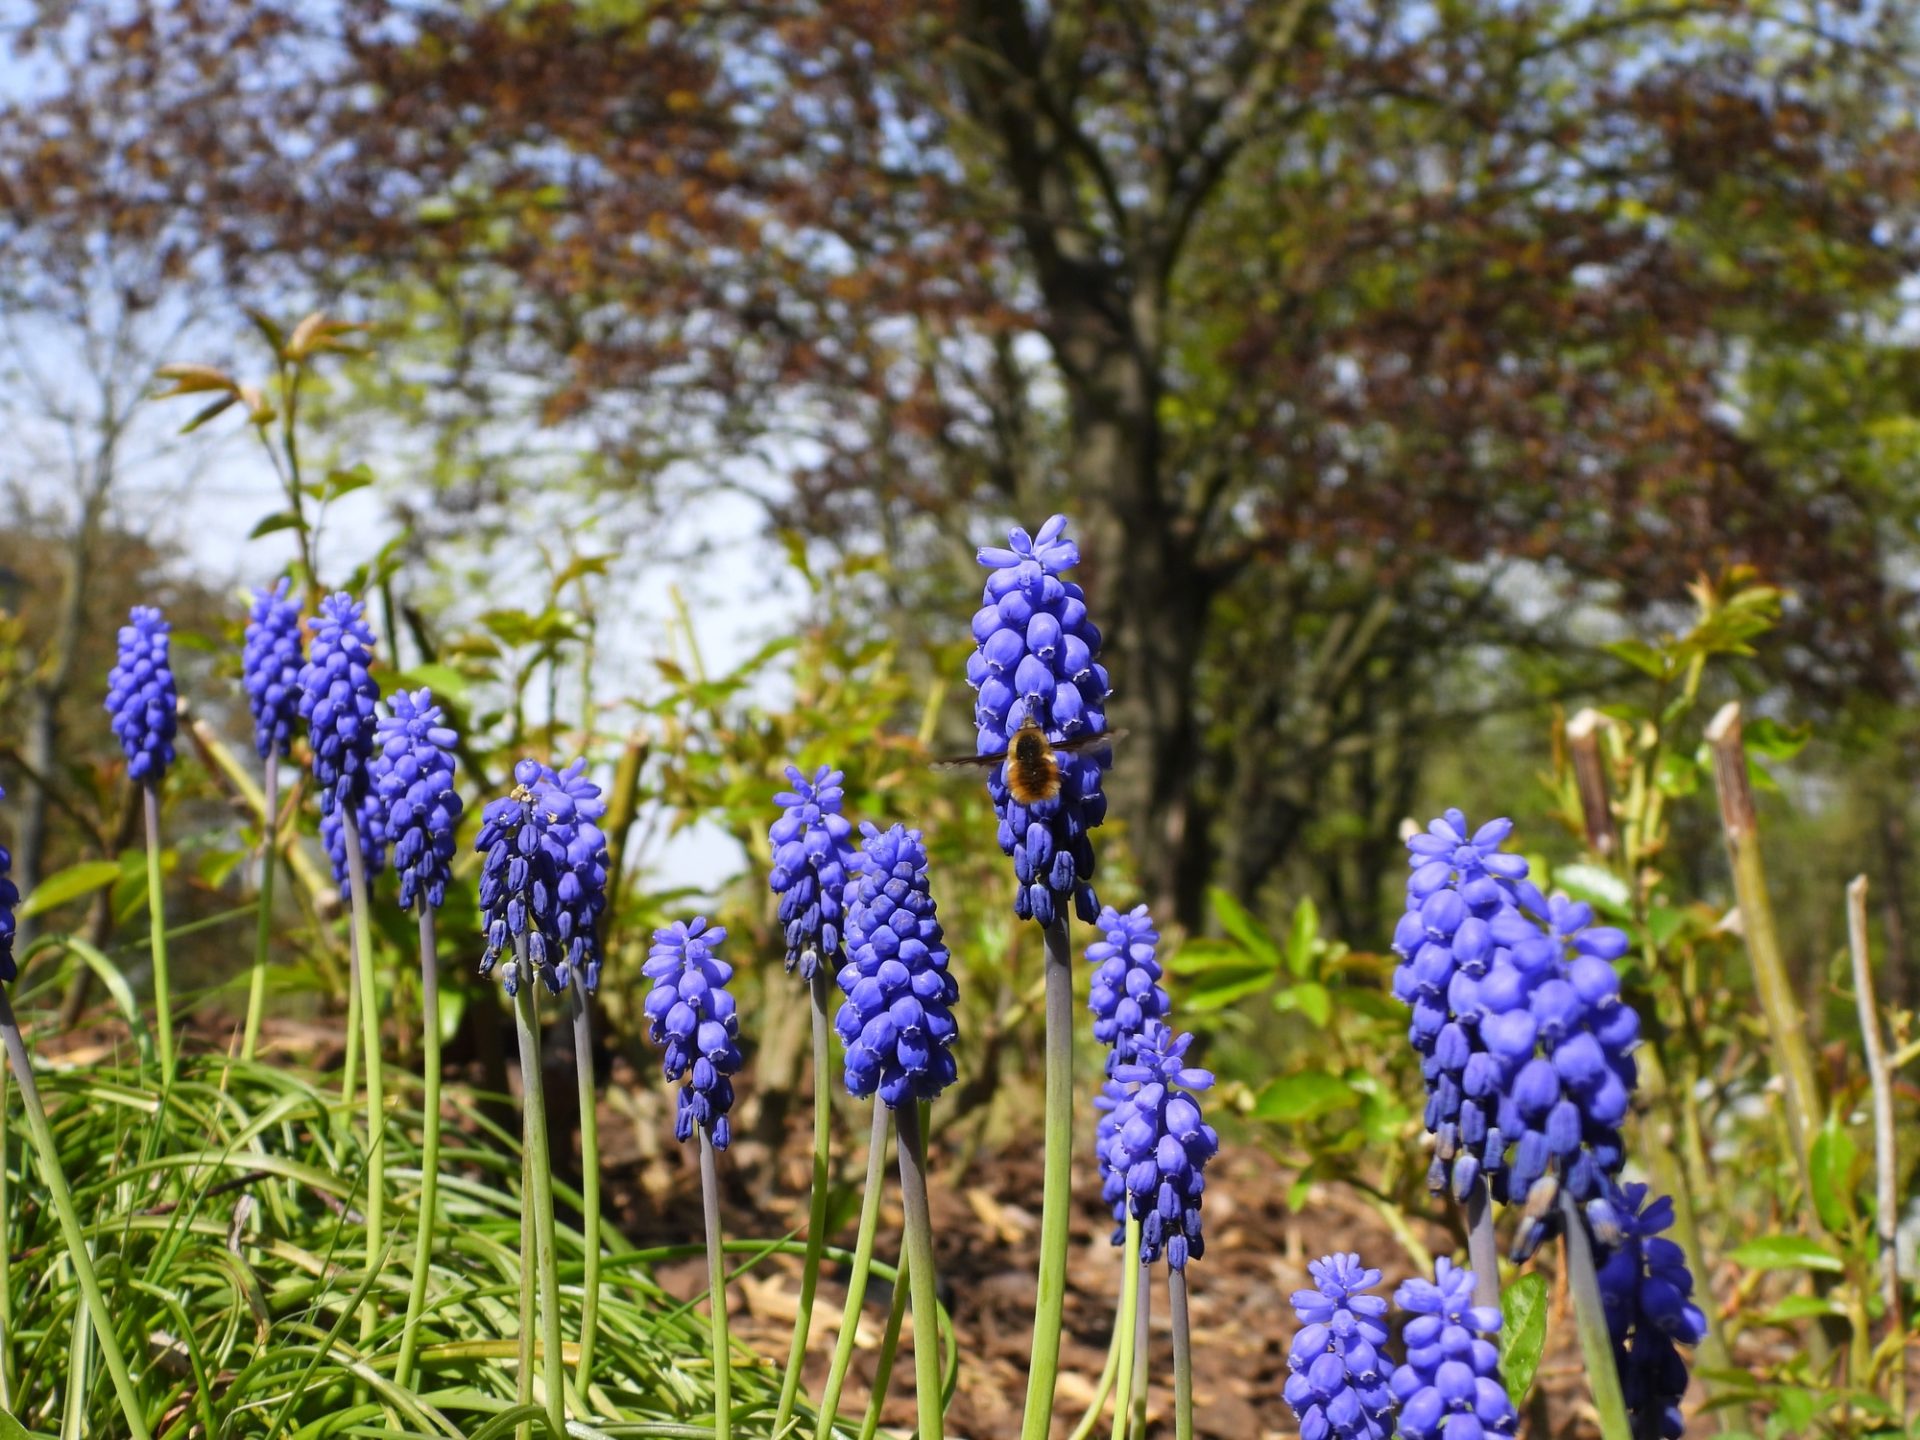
[341,921,362,1109]
[699,1124,734,1440]
[395,904,443,1391]
[143,783,174,1076]
[815,1102,893,1440]
[517,1139,537,1440]
[1020,913,1075,1440]
[1463,1173,1501,1311]
[241,752,279,1063]
[0,1058,12,1410]
[1066,1267,1126,1440]
[0,990,153,1440]
[1560,1194,1633,1440]
[1109,1218,1143,1440]
[895,1100,945,1440]
[341,813,385,1315]
[777,968,836,1436]
[1168,1269,1193,1440]
[1129,1257,1149,1436]
[570,969,604,1389]
[513,967,568,1439]
[858,1251,910,1440]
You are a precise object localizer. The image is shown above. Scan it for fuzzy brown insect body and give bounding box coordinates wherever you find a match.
[932,715,1123,803]
[1005,720,1063,806]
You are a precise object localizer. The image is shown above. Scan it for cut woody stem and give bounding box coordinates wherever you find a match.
[1021,913,1076,1440]
[0,989,153,1440]
[814,1102,892,1440]
[1846,874,1905,1414]
[777,966,836,1436]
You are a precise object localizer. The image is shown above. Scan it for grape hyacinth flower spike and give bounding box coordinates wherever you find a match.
[105,604,181,1072]
[1595,1185,1707,1440]
[296,593,388,1303]
[645,917,744,1440]
[835,821,957,1440]
[239,580,304,1061]
[1088,903,1169,1069]
[967,514,1111,1440]
[1390,1258,1519,1439]
[374,689,464,1391]
[0,787,153,1439]
[1284,1253,1396,1440]
[766,762,859,1433]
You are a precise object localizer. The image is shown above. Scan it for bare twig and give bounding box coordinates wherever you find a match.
[1565,708,1620,859]
[1845,876,1903,1391]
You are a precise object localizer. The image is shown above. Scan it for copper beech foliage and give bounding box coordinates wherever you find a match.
[4,0,1918,925]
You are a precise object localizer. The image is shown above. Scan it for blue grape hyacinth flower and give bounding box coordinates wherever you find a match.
[297,593,381,818]
[1390,1258,1518,1439]
[372,689,463,912]
[105,605,178,785]
[768,764,856,981]
[527,759,610,991]
[1595,1185,1707,1440]
[835,822,959,1107]
[1480,891,1639,1259]
[322,789,388,900]
[1390,809,1537,1201]
[242,579,304,760]
[643,918,743,1148]
[965,514,1111,927]
[1087,903,1169,1069]
[0,786,18,984]
[1100,1020,1218,1269]
[1283,1253,1396,1440]
[475,760,564,994]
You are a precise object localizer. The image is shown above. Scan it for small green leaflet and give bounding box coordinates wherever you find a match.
[19,859,123,919]
[1499,1272,1550,1400]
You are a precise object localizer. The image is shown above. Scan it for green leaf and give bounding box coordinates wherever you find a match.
[1165,938,1253,976]
[1273,982,1332,1027]
[1499,1272,1550,1399]
[248,511,303,539]
[1287,898,1321,978]
[1182,962,1276,1011]
[392,662,470,707]
[1730,1235,1844,1273]
[1207,887,1281,970]
[1604,638,1670,678]
[1251,1071,1358,1124]
[1758,1294,1844,1324]
[1742,716,1811,762]
[0,1409,53,1440]
[1809,1116,1859,1234]
[1553,862,1632,917]
[18,859,123,919]
[1646,905,1687,949]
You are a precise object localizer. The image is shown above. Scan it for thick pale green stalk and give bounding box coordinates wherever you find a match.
[1463,1175,1501,1311]
[518,1140,536,1440]
[143,783,174,1075]
[1021,913,1075,1440]
[815,1103,893,1440]
[0,991,153,1440]
[341,813,385,1302]
[858,1252,910,1440]
[777,968,836,1435]
[1560,1195,1633,1440]
[895,1101,945,1440]
[1168,1269,1193,1440]
[1110,1219,1143,1440]
[1129,1262,1149,1436]
[241,752,279,1062]
[514,972,568,1439]
[570,969,604,1388]
[340,919,362,1109]
[699,1126,734,1440]
[395,904,444,1390]
[1066,1269,1126,1440]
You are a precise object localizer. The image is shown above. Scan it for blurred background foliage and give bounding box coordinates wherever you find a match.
[0,0,1917,1429]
